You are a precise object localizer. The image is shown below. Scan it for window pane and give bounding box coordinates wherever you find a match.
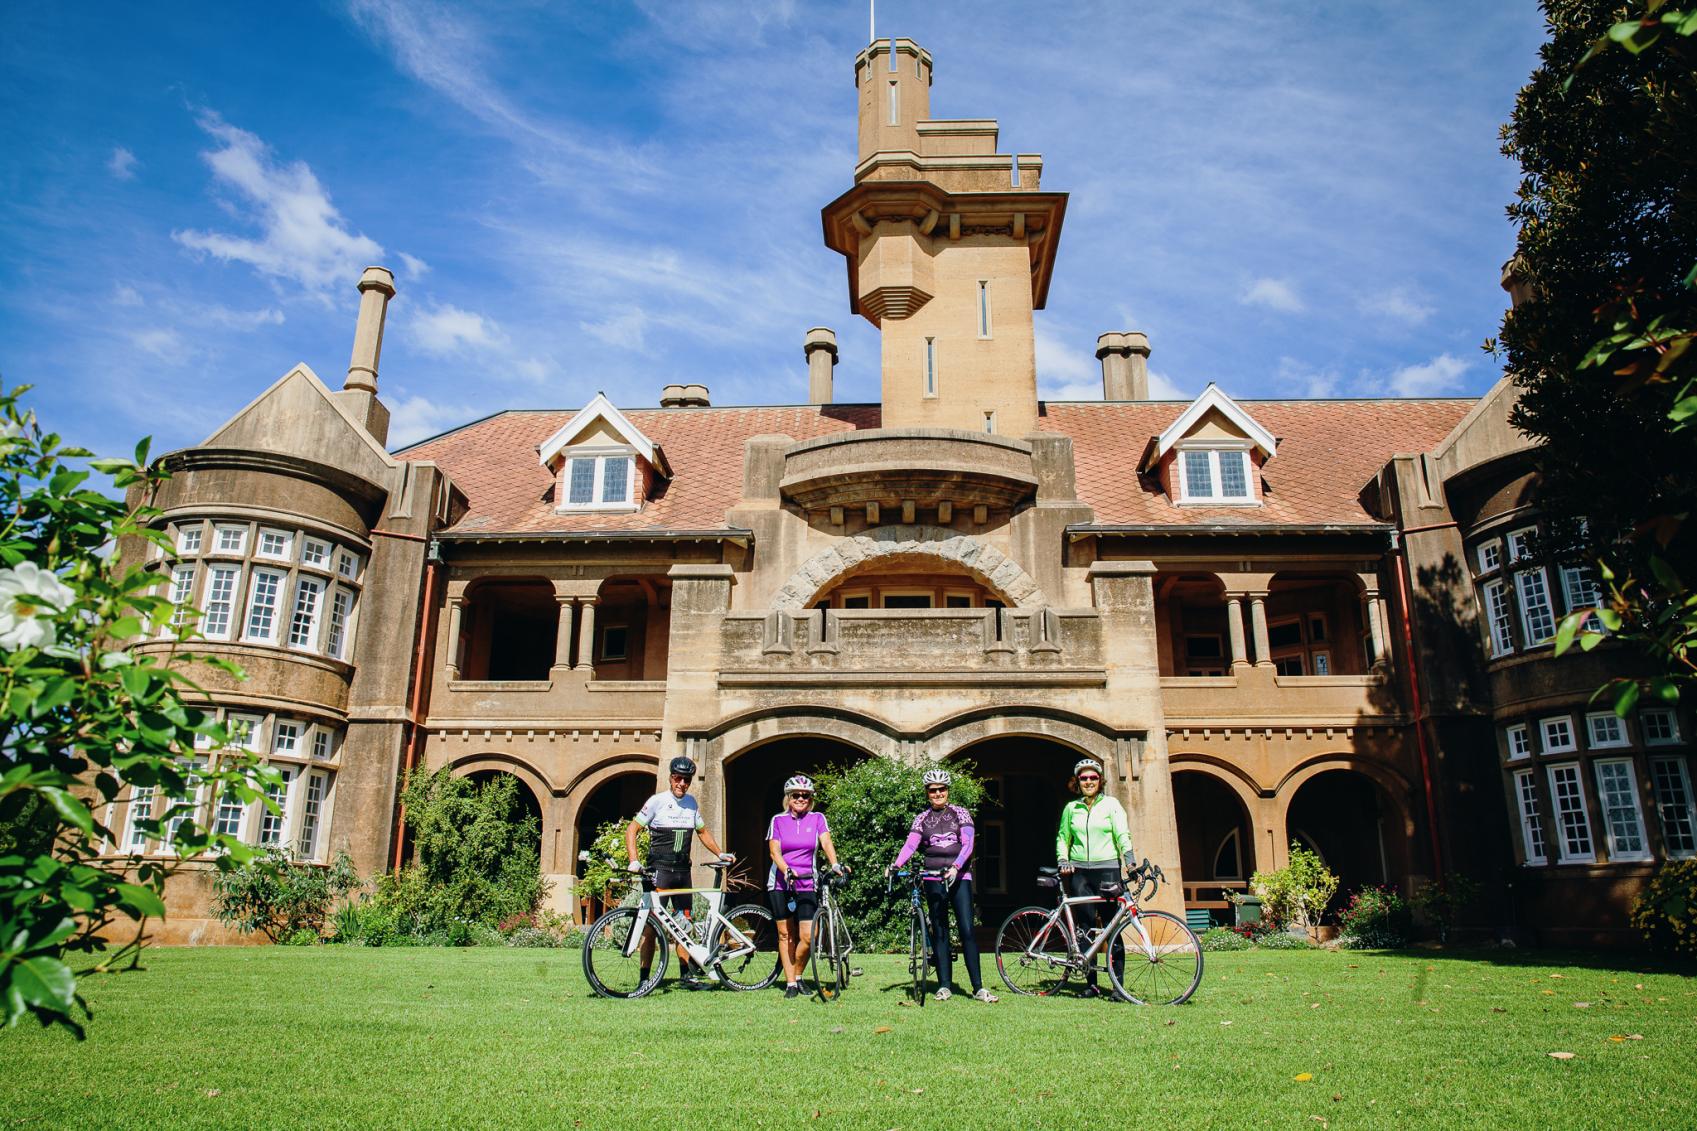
[1514,769,1546,864]
[301,538,331,568]
[1651,758,1696,856]
[601,457,630,503]
[202,566,240,639]
[1594,761,1647,859]
[289,578,323,649]
[568,458,596,504]
[1548,764,1593,861]
[168,565,197,629]
[1517,569,1556,643]
[327,589,354,659]
[1484,580,1514,657]
[1183,451,1213,499]
[297,771,328,860]
[125,786,156,851]
[258,766,294,847]
[244,569,284,642]
[1218,451,1249,498]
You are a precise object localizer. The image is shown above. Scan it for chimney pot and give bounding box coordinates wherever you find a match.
[1096,330,1150,400]
[805,326,838,404]
[346,265,396,394]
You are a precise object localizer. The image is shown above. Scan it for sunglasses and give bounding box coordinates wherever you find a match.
[670,774,693,783]
[789,793,813,801]
[926,786,949,793]
[1077,774,1101,783]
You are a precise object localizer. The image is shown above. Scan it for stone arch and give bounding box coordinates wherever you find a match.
[444,752,553,869]
[922,710,1116,769]
[700,706,903,765]
[770,525,1048,610]
[1166,753,1267,810]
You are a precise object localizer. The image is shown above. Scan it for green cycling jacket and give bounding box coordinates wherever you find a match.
[1055,794,1132,864]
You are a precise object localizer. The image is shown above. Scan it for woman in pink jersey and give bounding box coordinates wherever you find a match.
[887,768,998,1002]
[766,774,844,998]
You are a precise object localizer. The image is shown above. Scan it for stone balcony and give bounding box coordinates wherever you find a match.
[1159,667,1403,728]
[718,607,1105,689]
[779,428,1038,515]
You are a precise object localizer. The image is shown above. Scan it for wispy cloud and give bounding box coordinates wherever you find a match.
[1242,277,1305,314]
[397,251,430,278]
[131,327,187,362]
[1387,352,1468,396]
[387,391,487,447]
[107,146,139,181]
[1359,286,1434,325]
[581,307,650,352]
[172,111,384,297]
[410,302,501,355]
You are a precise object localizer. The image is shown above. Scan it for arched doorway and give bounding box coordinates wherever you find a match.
[723,737,870,886]
[574,771,654,863]
[1285,768,1410,915]
[1172,769,1254,928]
[942,737,1079,928]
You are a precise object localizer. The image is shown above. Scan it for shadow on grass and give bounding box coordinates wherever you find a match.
[1338,944,1696,977]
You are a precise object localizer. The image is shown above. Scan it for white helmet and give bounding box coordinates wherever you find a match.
[783,774,815,793]
[1073,758,1104,778]
[922,769,951,787]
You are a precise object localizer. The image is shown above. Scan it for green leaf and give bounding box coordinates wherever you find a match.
[7,954,77,1015]
[1554,611,1581,655]
[29,677,76,717]
[1613,681,1642,717]
[37,787,93,836]
[1579,631,1603,652]
[1649,556,1684,593]
[115,883,166,919]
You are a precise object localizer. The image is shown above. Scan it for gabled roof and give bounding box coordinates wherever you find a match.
[535,392,669,475]
[1149,383,1278,464]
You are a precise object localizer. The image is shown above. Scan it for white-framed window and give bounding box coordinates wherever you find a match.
[165,758,208,853]
[1586,711,1628,749]
[201,564,241,640]
[257,765,295,847]
[287,577,324,651]
[1540,716,1576,754]
[1505,526,1536,563]
[1476,539,1501,575]
[1641,708,1680,746]
[1547,763,1595,863]
[213,524,248,555]
[311,728,339,761]
[212,782,247,839]
[326,587,355,660]
[124,786,156,852]
[176,523,204,555]
[1506,724,1532,761]
[1312,650,1331,675]
[1516,568,1556,644]
[562,454,639,510]
[226,714,262,751]
[242,567,286,643]
[271,721,301,757]
[1593,759,1650,862]
[977,280,991,338]
[301,537,331,569]
[335,549,363,581]
[1560,564,1600,612]
[1513,768,1546,865]
[1482,579,1514,658]
[296,769,330,861]
[1177,448,1254,504]
[166,564,197,631]
[1651,757,1696,857]
[256,528,293,561]
[924,337,937,397]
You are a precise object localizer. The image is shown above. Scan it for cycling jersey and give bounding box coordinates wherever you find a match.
[635,790,705,868]
[766,810,829,891]
[1056,794,1131,864]
[894,804,975,879]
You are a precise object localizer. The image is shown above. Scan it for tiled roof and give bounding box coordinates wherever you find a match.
[395,398,1473,535]
[1041,399,1474,528]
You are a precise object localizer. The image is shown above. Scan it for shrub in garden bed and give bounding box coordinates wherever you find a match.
[1632,859,1697,955]
[1337,885,1412,949]
[1254,930,1316,950]
[1199,927,1252,952]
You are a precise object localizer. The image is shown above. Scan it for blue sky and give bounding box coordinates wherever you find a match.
[0,2,1547,457]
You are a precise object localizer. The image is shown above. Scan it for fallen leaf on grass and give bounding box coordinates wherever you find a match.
[1627,1034,1644,1040]
[829,1026,845,1034]
[1310,1002,1322,1009]
[1294,1073,1314,1082]
[1220,1020,1233,1026]
[1164,1019,1176,1026]
[1310,1117,1329,1128]
[1331,1094,1343,1103]
[1548,1052,1575,1060]
[1492,1007,1507,1013]
[1608,1035,1626,1042]
[1549,973,1565,979]
[874,1026,893,1034]
[1036,1089,1054,1098]
[1542,989,1555,996]
[811,1112,821,1120]
[1573,1002,1591,1009]
[206,1090,222,1098]
[910,1089,925,1095]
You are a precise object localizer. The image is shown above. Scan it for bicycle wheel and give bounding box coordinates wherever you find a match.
[582,907,667,999]
[994,907,1072,996]
[810,907,846,1000]
[715,903,781,991]
[909,908,928,1006]
[1108,909,1203,1005]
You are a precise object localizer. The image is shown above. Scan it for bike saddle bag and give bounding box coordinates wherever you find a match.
[1099,881,1125,896]
[1035,874,1060,889]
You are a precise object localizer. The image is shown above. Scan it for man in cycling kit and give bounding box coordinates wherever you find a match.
[624,755,733,988]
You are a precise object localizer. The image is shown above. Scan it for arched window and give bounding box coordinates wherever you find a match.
[1211,828,1243,880]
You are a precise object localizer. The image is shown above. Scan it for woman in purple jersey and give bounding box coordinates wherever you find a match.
[886,768,998,1003]
[766,774,844,999]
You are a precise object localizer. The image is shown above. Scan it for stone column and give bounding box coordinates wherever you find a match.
[552,595,574,673]
[1248,592,1272,668]
[444,597,465,680]
[1225,596,1249,670]
[1364,589,1389,669]
[574,597,597,673]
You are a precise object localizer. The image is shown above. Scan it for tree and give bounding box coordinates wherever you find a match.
[1498,2,1697,708]
[0,384,269,1035]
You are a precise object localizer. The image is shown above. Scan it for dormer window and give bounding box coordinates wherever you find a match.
[537,392,669,516]
[1179,447,1252,503]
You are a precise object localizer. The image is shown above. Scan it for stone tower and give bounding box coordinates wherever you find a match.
[822,37,1067,436]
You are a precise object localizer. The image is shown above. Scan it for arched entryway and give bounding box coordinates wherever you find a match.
[1172,769,1254,928]
[464,768,545,856]
[1284,768,1411,915]
[723,737,871,887]
[941,736,1081,928]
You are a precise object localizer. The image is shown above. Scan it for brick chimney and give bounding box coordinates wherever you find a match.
[660,384,711,408]
[805,327,838,404]
[333,265,395,443]
[1096,331,1151,400]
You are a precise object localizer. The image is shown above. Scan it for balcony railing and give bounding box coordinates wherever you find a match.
[1159,669,1402,726]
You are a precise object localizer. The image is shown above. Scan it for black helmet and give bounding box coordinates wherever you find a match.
[669,755,697,778]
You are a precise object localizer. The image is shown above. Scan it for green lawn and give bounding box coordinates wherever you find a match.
[2,945,1692,1129]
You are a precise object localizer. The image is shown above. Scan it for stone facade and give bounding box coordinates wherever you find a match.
[113,39,1688,947]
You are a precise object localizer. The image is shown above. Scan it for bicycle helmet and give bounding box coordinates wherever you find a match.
[1072,758,1104,778]
[668,755,697,778]
[922,768,951,787]
[783,774,815,794]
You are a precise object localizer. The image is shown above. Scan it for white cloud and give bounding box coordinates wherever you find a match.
[131,328,186,361]
[411,302,501,355]
[172,111,383,297]
[398,251,430,278]
[581,307,649,352]
[1359,286,1434,325]
[1275,355,1343,398]
[387,393,486,447]
[1242,277,1305,313]
[112,284,143,307]
[1387,353,1468,396]
[107,146,138,181]
[1147,370,1187,400]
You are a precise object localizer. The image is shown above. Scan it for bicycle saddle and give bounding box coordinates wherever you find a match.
[705,860,734,870]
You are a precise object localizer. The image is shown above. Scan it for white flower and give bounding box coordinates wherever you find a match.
[0,417,22,455]
[0,561,77,651]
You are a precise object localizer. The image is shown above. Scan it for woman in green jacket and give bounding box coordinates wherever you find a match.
[1055,757,1132,996]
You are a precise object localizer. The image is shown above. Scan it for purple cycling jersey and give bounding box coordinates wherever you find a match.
[893,804,974,881]
[766,809,829,891]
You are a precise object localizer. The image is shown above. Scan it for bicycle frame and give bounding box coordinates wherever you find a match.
[622,869,758,975]
[1023,868,1171,968]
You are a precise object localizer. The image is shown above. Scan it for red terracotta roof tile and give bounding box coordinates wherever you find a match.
[396,398,1473,534]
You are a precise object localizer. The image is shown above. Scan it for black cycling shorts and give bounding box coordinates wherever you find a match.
[767,888,819,924]
[644,864,693,914]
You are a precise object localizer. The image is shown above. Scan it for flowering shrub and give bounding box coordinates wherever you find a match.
[1631,859,1697,955]
[1251,844,1339,937]
[1198,927,1252,952]
[1337,885,1412,949]
[211,848,360,942]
